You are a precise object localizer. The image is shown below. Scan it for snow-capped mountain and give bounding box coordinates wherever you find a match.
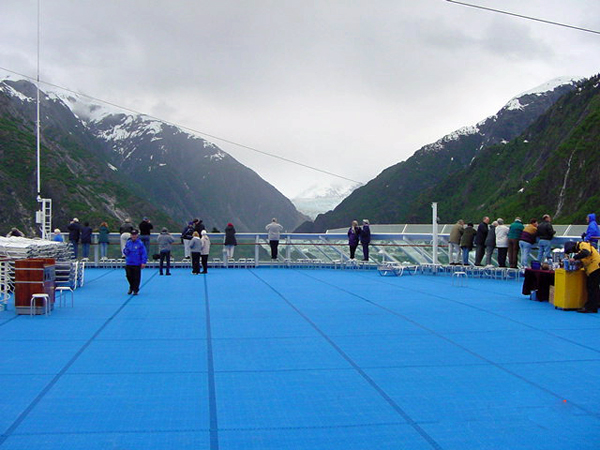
[292,182,361,219]
[296,77,584,232]
[0,75,308,232]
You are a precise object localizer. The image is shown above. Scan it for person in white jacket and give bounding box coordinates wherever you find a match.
[265,218,284,260]
[200,230,211,274]
[495,218,510,267]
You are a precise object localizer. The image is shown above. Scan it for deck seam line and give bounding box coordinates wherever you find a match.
[250,270,444,450]
[298,271,600,418]
[203,276,220,450]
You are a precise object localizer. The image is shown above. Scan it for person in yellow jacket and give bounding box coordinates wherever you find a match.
[564,241,600,313]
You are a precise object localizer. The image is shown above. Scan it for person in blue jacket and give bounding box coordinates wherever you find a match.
[582,213,600,247]
[123,229,147,295]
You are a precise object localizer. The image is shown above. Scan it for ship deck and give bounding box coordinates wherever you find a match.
[0,267,598,449]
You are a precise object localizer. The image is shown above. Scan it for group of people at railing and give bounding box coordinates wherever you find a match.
[448,213,599,269]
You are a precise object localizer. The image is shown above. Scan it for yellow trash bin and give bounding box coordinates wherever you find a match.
[553,268,587,310]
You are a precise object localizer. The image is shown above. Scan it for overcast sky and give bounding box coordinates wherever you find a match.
[2,0,599,198]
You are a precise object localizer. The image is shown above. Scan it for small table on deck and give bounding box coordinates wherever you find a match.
[522,268,555,302]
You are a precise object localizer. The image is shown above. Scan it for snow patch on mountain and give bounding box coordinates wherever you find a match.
[292,182,361,219]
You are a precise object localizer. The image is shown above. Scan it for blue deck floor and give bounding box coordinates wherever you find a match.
[0,268,599,449]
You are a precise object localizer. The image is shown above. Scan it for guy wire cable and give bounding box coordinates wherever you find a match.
[0,66,361,184]
[445,0,600,36]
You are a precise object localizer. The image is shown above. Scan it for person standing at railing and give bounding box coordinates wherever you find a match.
[52,228,63,242]
[181,222,195,259]
[507,217,524,269]
[81,222,93,259]
[582,213,599,248]
[224,223,237,259]
[189,231,202,274]
[200,230,211,274]
[360,219,371,261]
[157,227,174,276]
[266,218,284,260]
[67,218,81,259]
[119,218,134,254]
[448,219,464,265]
[495,219,509,268]
[519,218,538,268]
[460,223,476,265]
[537,214,556,262]
[347,220,361,260]
[98,222,110,259]
[139,217,153,254]
[474,216,489,266]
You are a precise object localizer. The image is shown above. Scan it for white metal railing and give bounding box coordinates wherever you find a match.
[59,227,584,268]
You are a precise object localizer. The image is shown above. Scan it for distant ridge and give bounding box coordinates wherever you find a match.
[296,77,585,232]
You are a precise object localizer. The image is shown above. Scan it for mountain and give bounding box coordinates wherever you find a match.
[411,74,600,224]
[296,77,584,232]
[0,76,308,234]
[291,182,361,219]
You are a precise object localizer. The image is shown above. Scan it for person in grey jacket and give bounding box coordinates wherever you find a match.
[189,231,202,274]
[448,219,464,264]
[265,218,284,260]
[156,228,175,275]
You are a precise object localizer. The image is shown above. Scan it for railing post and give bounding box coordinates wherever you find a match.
[432,202,439,265]
[255,235,260,266]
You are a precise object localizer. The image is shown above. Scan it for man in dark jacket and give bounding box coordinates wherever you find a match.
[474,216,490,266]
[138,217,153,254]
[80,222,93,259]
[537,214,555,262]
[360,219,371,261]
[460,223,476,265]
[67,218,81,259]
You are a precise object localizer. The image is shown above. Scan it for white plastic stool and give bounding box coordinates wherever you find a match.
[55,286,74,307]
[30,293,50,316]
[452,271,468,286]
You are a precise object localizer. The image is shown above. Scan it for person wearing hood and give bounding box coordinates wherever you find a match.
[224,223,237,259]
[582,213,600,247]
[157,228,175,275]
[200,230,211,274]
[564,240,600,313]
[507,217,524,269]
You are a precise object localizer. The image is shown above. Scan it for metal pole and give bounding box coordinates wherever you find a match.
[432,202,438,265]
